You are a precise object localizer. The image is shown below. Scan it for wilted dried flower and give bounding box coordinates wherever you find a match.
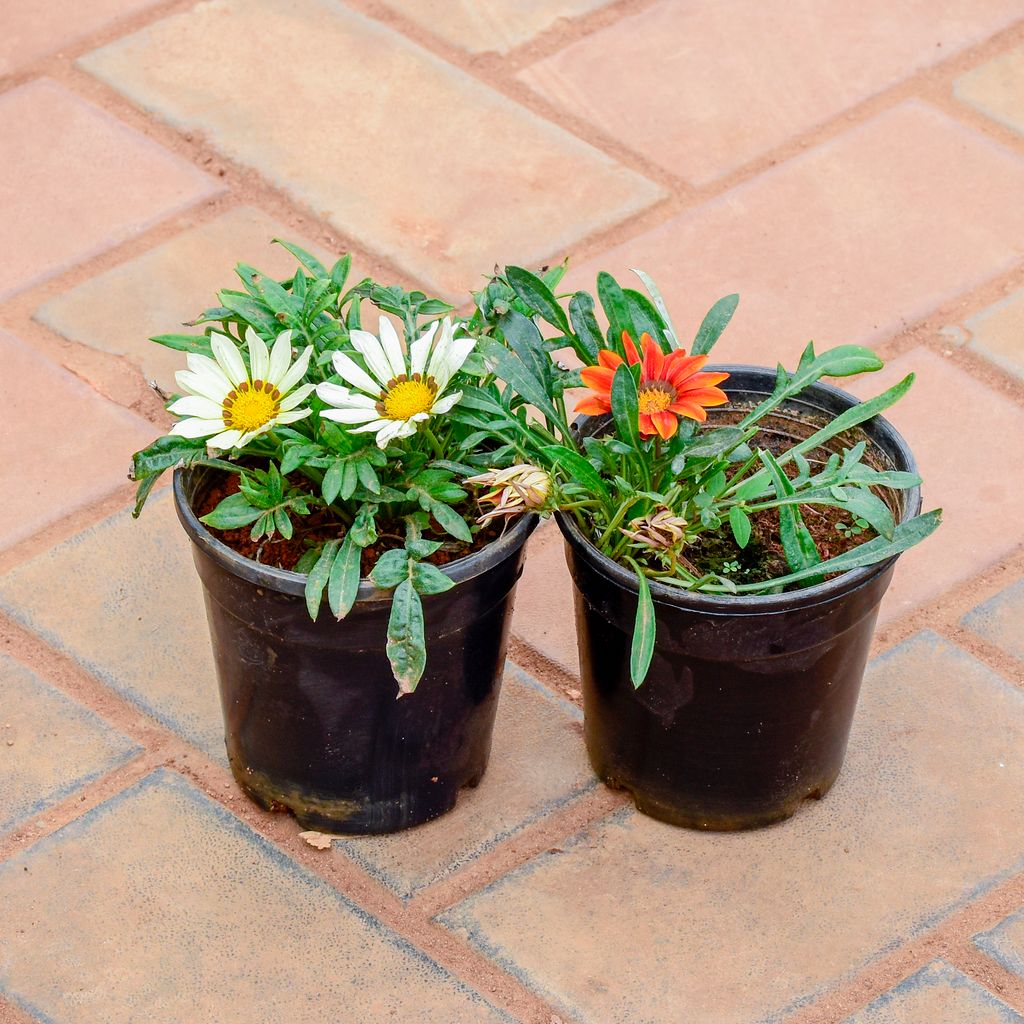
[620,508,688,550]
[466,463,552,522]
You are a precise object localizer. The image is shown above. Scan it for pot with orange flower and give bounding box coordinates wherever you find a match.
[470,266,939,830]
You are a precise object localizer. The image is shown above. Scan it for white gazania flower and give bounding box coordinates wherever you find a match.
[168,328,315,450]
[316,316,475,449]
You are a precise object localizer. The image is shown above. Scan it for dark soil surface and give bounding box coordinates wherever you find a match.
[195,471,507,575]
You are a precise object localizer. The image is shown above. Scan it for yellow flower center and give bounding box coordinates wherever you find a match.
[381,378,437,421]
[222,380,281,432]
[637,382,675,414]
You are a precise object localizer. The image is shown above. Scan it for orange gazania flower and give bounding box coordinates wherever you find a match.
[577,332,730,439]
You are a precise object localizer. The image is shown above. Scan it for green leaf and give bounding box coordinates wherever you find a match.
[131,436,206,480]
[412,561,455,595]
[812,345,884,378]
[429,500,472,542]
[611,363,641,450]
[630,269,681,350]
[330,254,352,290]
[540,444,609,504]
[273,507,293,539]
[272,238,327,278]
[628,564,655,688]
[729,506,752,548]
[505,266,570,333]
[199,492,263,530]
[149,333,214,357]
[480,339,564,429]
[218,291,278,335]
[499,309,551,387]
[387,578,426,694]
[304,540,340,620]
[597,271,636,352]
[725,511,942,592]
[759,450,821,576]
[623,288,668,347]
[684,426,746,458]
[692,294,739,357]
[328,534,362,619]
[370,549,410,589]
[417,298,455,315]
[568,291,602,363]
[349,503,378,547]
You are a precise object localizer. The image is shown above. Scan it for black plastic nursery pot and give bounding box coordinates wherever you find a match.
[173,467,536,835]
[558,366,922,831]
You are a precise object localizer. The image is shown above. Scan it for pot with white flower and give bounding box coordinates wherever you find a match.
[131,243,538,834]
[471,265,940,831]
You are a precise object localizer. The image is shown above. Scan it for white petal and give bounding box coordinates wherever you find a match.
[279,382,315,411]
[409,321,438,377]
[320,406,381,424]
[350,330,395,387]
[246,327,270,381]
[275,408,312,424]
[331,351,382,396]
[277,345,311,394]
[167,395,223,419]
[268,330,293,385]
[184,355,232,392]
[350,418,391,439]
[206,428,244,450]
[433,337,476,392]
[377,316,407,379]
[211,333,248,386]
[392,419,420,439]
[175,369,228,404]
[430,390,463,415]
[426,318,454,383]
[170,417,224,439]
[317,382,371,408]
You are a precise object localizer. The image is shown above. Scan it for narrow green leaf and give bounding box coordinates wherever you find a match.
[149,333,214,357]
[628,564,656,688]
[630,268,681,350]
[505,266,570,333]
[611,363,641,450]
[540,444,609,505]
[498,309,550,387]
[568,291,602,362]
[330,254,352,290]
[692,294,739,356]
[322,461,344,504]
[412,561,455,595]
[429,500,472,542]
[622,288,668,346]
[272,238,327,278]
[387,578,426,694]
[812,344,884,378]
[597,271,636,353]
[304,540,340,620]
[199,493,263,530]
[684,426,746,458]
[328,534,362,619]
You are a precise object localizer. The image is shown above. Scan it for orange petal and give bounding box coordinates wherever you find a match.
[672,400,708,423]
[685,371,730,389]
[580,365,615,394]
[665,352,709,386]
[597,349,624,369]
[652,410,679,439]
[675,387,729,408]
[637,412,655,437]
[640,333,665,383]
[621,331,641,365]
[576,395,611,415]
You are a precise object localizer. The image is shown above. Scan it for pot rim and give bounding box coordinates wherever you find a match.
[557,363,922,615]
[172,466,537,604]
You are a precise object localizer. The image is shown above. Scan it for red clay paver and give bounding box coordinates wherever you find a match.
[569,102,1024,368]
[0,80,220,301]
[0,770,508,1024]
[337,666,593,899]
[380,0,613,54]
[962,289,1024,380]
[78,0,664,299]
[848,347,1024,622]
[956,44,1024,137]
[0,655,138,836]
[35,206,328,392]
[962,581,1024,661]
[975,912,1024,986]
[0,329,154,551]
[522,0,1024,184]
[0,0,160,76]
[0,492,222,759]
[440,633,1024,1024]
[844,961,1024,1023]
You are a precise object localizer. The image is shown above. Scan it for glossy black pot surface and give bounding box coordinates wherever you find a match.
[558,366,922,830]
[174,467,536,835]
